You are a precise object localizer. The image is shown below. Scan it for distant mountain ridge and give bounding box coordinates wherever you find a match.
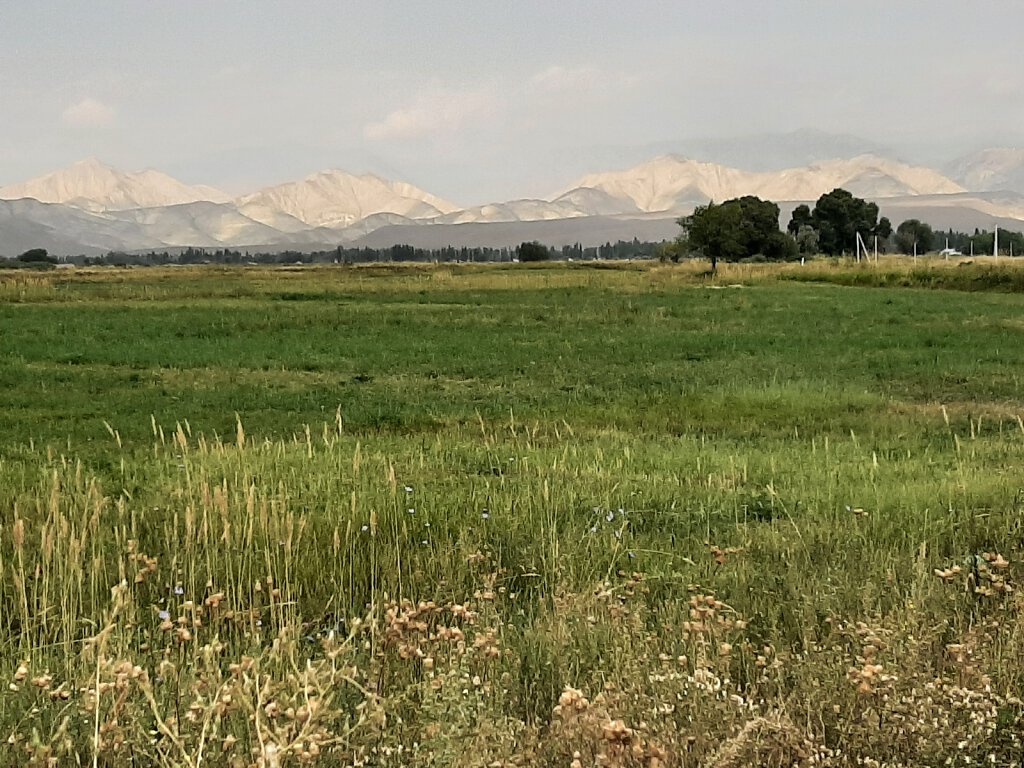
[945,148,1024,195]
[613,128,896,174]
[0,159,229,211]
[565,154,965,213]
[2,146,1024,256]
[236,170,460,229]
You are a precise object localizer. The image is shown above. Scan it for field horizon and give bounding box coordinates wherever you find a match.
[1,259,1022,766]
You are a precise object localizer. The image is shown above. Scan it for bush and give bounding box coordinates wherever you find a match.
[517,241,550,262]
[17,248,56,264]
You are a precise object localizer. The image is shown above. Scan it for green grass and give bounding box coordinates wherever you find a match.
[0,261,1022,766]
[4,262,1024,451]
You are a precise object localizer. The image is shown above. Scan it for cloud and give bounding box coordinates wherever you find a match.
[214,64,253,81]
[62,97,116,127]
[983,75,1022,98]
[364,87,501,142]
[528,64,643,98]
[529,65,602,94]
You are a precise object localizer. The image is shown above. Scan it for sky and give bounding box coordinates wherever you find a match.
[1,1,1022,204]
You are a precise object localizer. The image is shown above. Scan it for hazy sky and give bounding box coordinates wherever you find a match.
[2,1,1022,203]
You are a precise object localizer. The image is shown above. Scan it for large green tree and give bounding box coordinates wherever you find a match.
[678,196,796,270]
[787,204,812,236]
[17,248,54,264]
[807,188,882,256]
[516,241,550,262]
[895,219,935,255]
[794,225,820,255]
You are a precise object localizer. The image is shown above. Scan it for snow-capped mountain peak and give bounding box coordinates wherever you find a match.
[565,154,965,213]
[4,147,1024,257]
[0,159,230,211]
[236,169,460,229]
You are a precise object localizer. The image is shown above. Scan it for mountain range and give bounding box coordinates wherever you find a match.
[2,148,1024,256]
[0,159,230,211]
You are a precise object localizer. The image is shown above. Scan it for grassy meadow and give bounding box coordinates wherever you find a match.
[1,259,1023,766]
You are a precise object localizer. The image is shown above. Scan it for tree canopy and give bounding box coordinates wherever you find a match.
[815,189,875,255]
[789,189,888,256]
[787,204,812,236]
[17,248,55,264]
[894,219,935,255]
[678,196,796,269]
[516,241,550,262]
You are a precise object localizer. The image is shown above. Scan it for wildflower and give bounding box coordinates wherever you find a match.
[557,687,590,712]
[404,486,414,493]
[986,552,1010,569]
[158,610,170,621]
[174,585,185,596]
[31,674,52,690]
[407,508,415,515]
[601,719,633,744]
[481,509,490,520]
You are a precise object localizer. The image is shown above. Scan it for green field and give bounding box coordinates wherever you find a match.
[1,261,1022,766]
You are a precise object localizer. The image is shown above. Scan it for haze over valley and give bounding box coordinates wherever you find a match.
[3,141,1024,255]
[8,7,1024,766]
[2,2,1022,256]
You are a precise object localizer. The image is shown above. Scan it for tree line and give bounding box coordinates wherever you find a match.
[4,208,1021,270]
[672,188,1023,269]
[0,239,663,268]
